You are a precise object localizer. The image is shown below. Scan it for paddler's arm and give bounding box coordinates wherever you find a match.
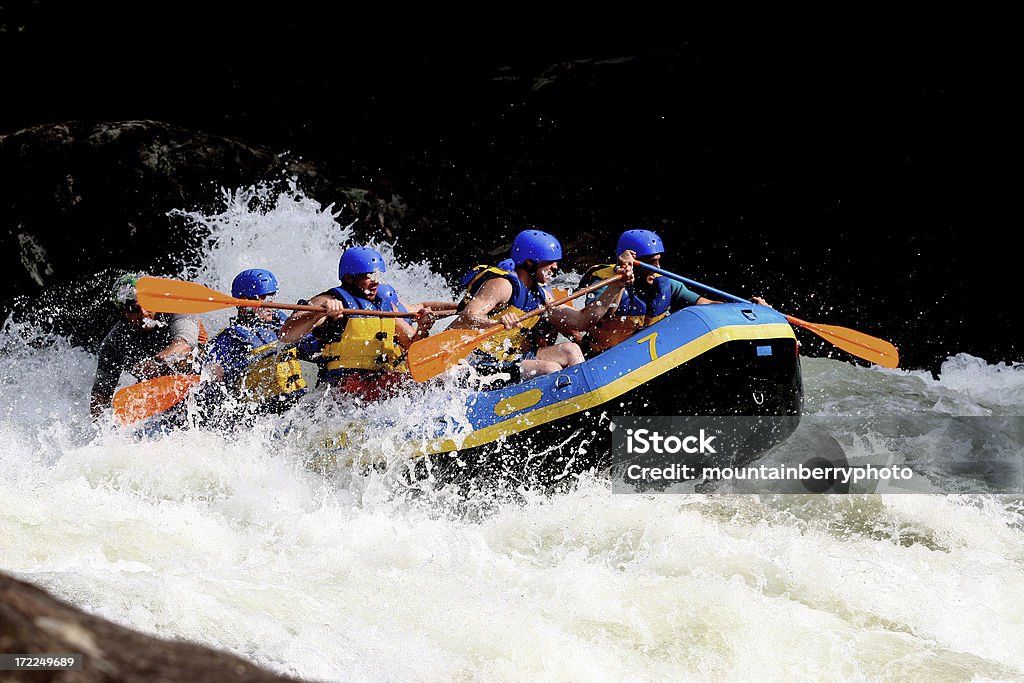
[394,309,438,349]
[403,299,459,313]
[548,254,635,332]
[133,314,200,378]
[668,279,767,308]
[447,278,514,330]
[278,293,342,343]
[131,338,196,379]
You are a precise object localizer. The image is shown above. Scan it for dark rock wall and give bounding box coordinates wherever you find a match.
[0,120,402,351]
[0,15,1018,372]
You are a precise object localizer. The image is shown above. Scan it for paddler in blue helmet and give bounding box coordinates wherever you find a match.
[449,229,634,383]
[278,246,434,401]
[201,268,308,419]
[579,228,768,355]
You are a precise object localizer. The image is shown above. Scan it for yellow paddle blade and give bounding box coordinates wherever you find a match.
[787,316,900,368]
[407,327,499,382]
[112,374,201,425]
[136,276,238,314]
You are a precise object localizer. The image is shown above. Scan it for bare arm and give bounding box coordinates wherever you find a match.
[394,314,436,349]
[132,337,196,379]
[696,296,767,305]
[548,280,629,332]
[447,278,514,330]
[549,254,635,332]
[403,299,459,313]
[156,338,193,363]
[279,293,340,343]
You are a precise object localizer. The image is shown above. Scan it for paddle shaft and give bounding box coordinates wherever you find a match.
[235,299,456,317]
[634,261,899,367]
[238,300,458,317]
[163,293,421,316]
[136,278,452,317]
[633,262,750,304]
[635,262,846,327]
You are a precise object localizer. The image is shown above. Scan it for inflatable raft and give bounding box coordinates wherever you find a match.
[308,301,803,486]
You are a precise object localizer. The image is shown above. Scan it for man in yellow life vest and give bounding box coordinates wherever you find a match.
[201,268,308,422]
[278,246,435,402]
[578,229,769,356]
[449,229,635,383]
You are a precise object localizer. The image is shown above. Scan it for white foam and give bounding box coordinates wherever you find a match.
[1,188,1022,680]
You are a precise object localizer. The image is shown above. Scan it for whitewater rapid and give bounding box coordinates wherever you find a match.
[2,187,1023,682]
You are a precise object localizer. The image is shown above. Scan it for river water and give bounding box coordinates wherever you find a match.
[2,187,1022,682]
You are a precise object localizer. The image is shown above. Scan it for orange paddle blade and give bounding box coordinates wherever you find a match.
[407,326,502,382]
[137,276,239,314]
[786,316,900,368]
[112,374,201,426]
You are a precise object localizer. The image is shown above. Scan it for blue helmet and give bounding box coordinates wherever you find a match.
[376,283,403,312]
[497,258,516,272]
[616,229,664,258]
[339,246,387,279]
[511,230,562,266]
[378,282,401,309]
[231,268,278,299]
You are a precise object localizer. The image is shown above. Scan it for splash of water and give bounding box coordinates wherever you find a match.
[1,186,1023,681]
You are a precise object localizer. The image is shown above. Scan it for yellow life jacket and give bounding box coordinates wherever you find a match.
[240,343,307,400]
[318,286,405,373]
[322,316,404,371]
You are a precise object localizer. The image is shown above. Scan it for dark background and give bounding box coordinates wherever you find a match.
[1,6,1018,374]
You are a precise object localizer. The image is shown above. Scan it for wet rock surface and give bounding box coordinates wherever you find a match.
[0,571,304,682]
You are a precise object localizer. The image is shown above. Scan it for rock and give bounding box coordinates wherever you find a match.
[0,571,304,682]
[0,119,404,310]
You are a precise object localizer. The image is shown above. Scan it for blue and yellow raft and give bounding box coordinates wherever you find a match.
[310,301,803,484]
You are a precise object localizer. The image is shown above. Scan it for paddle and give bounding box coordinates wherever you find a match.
[407,274,625,382]
[136,276,448,317]
[634,262,900,369]
[112,374,201,426]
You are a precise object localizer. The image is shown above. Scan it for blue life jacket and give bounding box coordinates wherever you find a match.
[207,311,307,402]
[581,264,673,353]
